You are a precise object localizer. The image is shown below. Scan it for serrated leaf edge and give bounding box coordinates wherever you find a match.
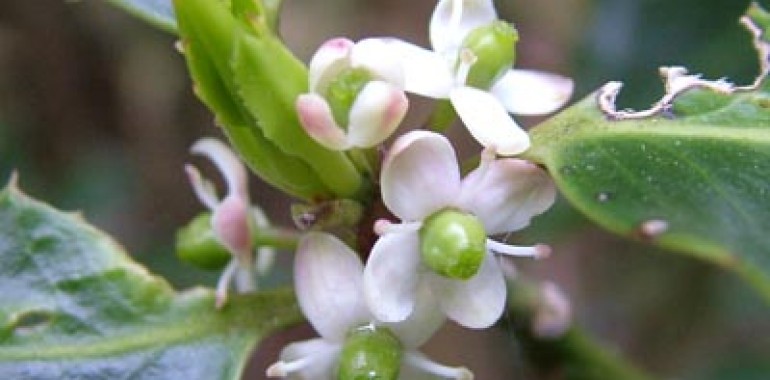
[596,3,770,120]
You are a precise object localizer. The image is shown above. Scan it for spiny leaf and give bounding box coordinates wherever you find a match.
[526,4,770,302]
[0,182,302,379]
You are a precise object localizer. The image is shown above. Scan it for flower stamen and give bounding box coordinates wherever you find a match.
[456,48,478,85]
[266,355,315,378]
[487,239,551,259]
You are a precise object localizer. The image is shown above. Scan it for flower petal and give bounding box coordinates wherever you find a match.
[309,37,354,92]
[363,230,422,323]
[429,0,497,57]
[385,281,445,348]
[491,69,574,115]
[381,130,461,221]
[450,86,530,156]
[429,253,506,329]
[351,38,406,87]
[457,158,556,234]
[363,38,454,98]
[347,81,408,148]
[268,338,340,379]
[295,232,369,342]
[211,195,252,259]
[190,137,249,199]
[296,93,350,150]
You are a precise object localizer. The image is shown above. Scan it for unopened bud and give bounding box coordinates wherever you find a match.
[176,212,231,270]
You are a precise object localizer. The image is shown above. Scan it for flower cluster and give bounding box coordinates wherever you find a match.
[183,0,572,378]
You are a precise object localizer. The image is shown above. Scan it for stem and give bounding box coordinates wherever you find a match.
[427,100,457,132]
[252,226,302,250]
[506,279,655,380]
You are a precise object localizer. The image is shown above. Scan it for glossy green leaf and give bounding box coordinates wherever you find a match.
[526,4,770,302]
[0,182,302,378]
[105,0,177,33]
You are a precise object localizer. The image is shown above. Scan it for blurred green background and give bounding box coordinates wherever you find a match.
[0,0,769,379]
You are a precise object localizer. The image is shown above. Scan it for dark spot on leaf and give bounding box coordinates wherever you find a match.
[12,310,54,336]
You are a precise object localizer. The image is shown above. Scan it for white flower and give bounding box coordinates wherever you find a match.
[363,130,556,328]
[185,138,275,308]
[368,0,573,156]
[267,232,473,380]
[297,38,409,150]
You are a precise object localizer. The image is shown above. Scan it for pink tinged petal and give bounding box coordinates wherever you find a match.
[190,138,249,200]
[381,130,462,221]
[211,195,253,260]
[351,38,406,87]
[309,37,354,92]
[296,94,350,150]
[295,232,369,342]
[385,281,445,348]
[346,81,408,148]
[267,338,340,379]
[363,230,422,323]
[491,69,574,115]
[429,0,498,56]
[450,86,530,156]
[429,253,507,329]
[365,38,454,98]
[457,158,557,234]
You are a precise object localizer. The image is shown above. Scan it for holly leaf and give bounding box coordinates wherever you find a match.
[105,0,177,33]
[0,180,302,379]
[526,4,770,302]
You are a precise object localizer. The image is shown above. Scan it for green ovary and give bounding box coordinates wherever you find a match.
[419,208,487,280]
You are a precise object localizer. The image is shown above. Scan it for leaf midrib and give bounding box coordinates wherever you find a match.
[0,300,248,360]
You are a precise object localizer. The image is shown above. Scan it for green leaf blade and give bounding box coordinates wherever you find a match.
[529,83,770,300]
[0,184,302,379]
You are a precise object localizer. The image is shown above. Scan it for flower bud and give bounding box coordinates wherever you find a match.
[176,212,231,270]
[461,20,518,89]
[337,325,403,380]
[419,209,487,280]
[323,68,375,129]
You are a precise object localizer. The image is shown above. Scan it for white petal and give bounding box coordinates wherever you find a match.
[385,281,445,348]
[450,86,530,156]
[296,94,350,150]
[429,253,507,329]
[429,0,497,57]
[268,338,339,379]
[381,131,461,221]
[458,158,556,234]
[347,81,408,148]
[184,164,219,211]
[351,38,406,87]
[491,69,574,115]
[190,138,249,199]
[309,38,354,92]
[363,231,422,323]
[295,232,369,342]
[363,38,454,98]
